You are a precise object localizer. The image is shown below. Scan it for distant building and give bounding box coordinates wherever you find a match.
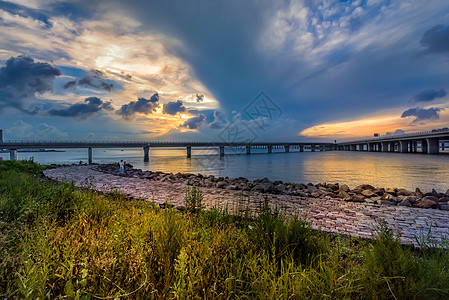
[373,133,379,137]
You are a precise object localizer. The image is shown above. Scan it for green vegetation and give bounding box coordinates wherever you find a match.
[1,160,449,299]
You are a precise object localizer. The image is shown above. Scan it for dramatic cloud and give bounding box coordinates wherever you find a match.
[63,69,114,91]
[181,114,206,129]
[413,89,447,102]
[49,97,114,118]
[209,111,228,129]
[420,24,449,53]
[63,80,77,89]
[196,94,204,102]
[5,120,68,139]
[117,93,159,118]
[385,129,405,136]
[401,107,441,123]
[163,100,186,115]
[0,55,61,113]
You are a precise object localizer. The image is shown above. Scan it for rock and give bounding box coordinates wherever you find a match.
[396,188,413,196]
[337,190,349,199]
[356,184,375,190]
[385,187,396,195]
[373,188,385,196]
[446,189,449,196]
[216,181,228,189]
[351,194,365,202]
[439,204,449,211]
[375,199,392,205]
[414,198,438,209]
[361,189,376,198]
[307,185,318,193]
[423,188,438,197]
[402,196,419,205]
[398,198,412,207]
[328,183,339,191]
[340,184,350,192]
[439,197,449,203]
[415,187,423,197]
[423,195,439,202]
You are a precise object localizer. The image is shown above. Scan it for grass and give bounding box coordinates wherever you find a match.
[1,160,449,299]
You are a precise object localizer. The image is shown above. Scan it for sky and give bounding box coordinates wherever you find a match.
[0,0,449,142]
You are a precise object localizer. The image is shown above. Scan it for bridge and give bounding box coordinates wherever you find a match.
[0,130,333,164]
[335,128,449,154]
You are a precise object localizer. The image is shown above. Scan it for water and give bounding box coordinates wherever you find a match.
[2,148,449,192]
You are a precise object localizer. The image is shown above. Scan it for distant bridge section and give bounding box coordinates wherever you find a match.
[335,128,449,154]
[0,130,333,164]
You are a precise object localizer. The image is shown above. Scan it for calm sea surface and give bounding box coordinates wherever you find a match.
[2,148,449,192]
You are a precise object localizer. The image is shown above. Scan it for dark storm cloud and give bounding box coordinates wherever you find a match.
[401,107,441,123]
[49,97,113,118]
[117,93,160,118]
[163,100,186,115]
[0,55,61,113]
[196,94,204,102]
[63,80,77,89]
[181,114,206,129]
[64,69,114,91]
[413,89,447,102]
[420,24,449,53]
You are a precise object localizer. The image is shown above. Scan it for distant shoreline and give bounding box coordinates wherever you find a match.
[0,149,65,153]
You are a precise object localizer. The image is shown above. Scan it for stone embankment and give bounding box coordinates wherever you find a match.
[44,164,449,248]
[96,164,449,211]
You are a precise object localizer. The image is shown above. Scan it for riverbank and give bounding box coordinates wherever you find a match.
[43,164,449,247]
[2,160,449,298]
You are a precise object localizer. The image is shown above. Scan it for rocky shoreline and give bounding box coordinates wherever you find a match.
[95,163,449,211]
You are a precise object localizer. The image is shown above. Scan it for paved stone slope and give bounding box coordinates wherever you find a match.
[44,166,449,247]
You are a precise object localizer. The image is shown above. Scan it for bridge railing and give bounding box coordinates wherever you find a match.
[342,128,449,143]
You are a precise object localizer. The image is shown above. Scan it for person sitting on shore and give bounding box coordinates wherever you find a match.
[119,160,124,175]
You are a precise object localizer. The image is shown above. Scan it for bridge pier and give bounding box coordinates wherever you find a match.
[427,138,439,154]
[299,145,304,152]
[186,146,191,158]
[311,145,315,152]
[143,146,149,162]
[368,143,374,152]
[246,145,251,155]
[267,145,272,153]
[285,145,290,153]
[381,142,388,152]
[219,146,225,157]
[88,147,93,165]
[10,149,17,161]
[399,140,408,153]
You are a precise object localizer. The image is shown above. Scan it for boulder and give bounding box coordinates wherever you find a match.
[446,189,449,196]
[414,198,438,209]
[415,187,423,197]
[216,181,228,189]
[439,197,449,203]
[439,204,449,211]
[337,190,350,199]
[351,194,365,202]
[385,187,396,195]
[340,184,350,192]
[423,188,438,197]
[396,188,413,196]
[361,189,376,198]
[423,195,439,202]
[307,185,318,193]
[328,183,339,191]
[373,188,385,196]
[356,184,375,190]
[398,198,412,207]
